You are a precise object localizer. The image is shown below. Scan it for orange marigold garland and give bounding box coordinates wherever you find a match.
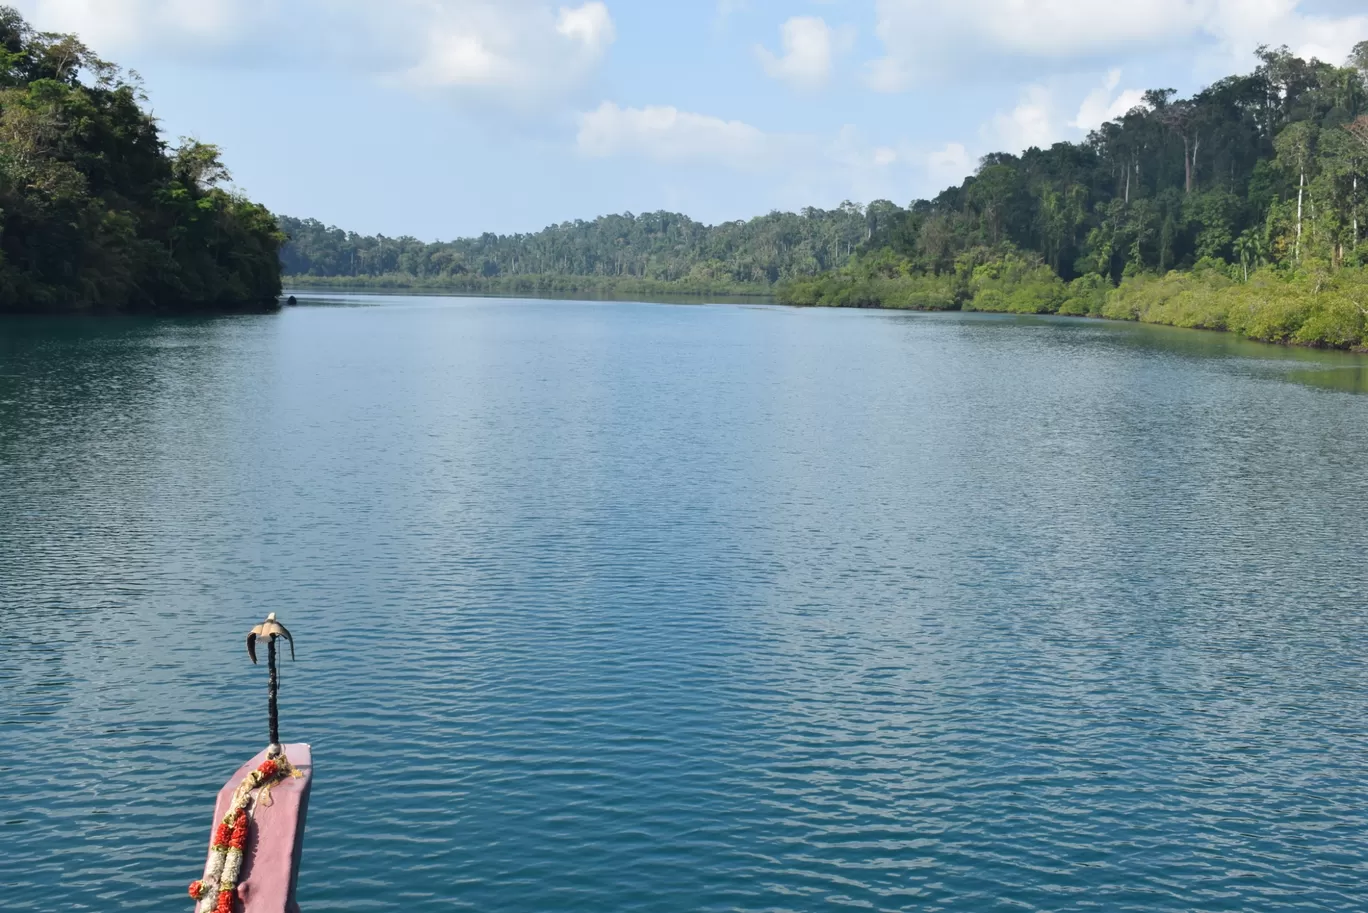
[189,755,300,913]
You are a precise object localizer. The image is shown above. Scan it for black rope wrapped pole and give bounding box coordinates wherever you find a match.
[268,635,280,751]
[247,612,294,759]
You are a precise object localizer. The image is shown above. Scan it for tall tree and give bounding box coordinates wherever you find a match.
[1349,41,1368,89]
[1275,122,1318,262]
[1348,116,1368,247]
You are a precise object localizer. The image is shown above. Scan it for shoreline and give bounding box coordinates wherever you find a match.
[283,281,1368,355]
[281,275,772,300]
[787,299,1368,354]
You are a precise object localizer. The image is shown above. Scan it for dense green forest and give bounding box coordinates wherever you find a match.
[279,204,872,293]
[285,43,1368,348]
[776,43,1368,349]
[0,8,282,314]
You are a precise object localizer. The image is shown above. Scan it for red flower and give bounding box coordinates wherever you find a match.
[228,808,249,847]
[212,822,232,848]
[257,760,279,780]
[214,888,234,913]
[188,880,205,899]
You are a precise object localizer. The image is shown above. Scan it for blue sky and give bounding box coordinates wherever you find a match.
[13,0,1368,239]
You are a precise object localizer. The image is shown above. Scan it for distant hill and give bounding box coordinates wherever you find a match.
[278,205,873,289]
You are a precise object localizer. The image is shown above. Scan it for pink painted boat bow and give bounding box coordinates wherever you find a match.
[207,744,313,913]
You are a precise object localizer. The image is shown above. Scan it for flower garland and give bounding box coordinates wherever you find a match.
[189,756,300,913]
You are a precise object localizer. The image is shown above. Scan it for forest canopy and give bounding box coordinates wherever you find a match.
[278,205,872,293]
[0,7,282,314]
[283,42,1368,348]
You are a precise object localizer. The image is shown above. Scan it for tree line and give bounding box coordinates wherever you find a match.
[284,43,1368,348]
[0,7,282,314]
[278,204,873,291]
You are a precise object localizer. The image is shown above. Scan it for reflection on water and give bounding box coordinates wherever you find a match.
[284,288,776,308]
[1282,364,1368,393]
[2,298,1367,913]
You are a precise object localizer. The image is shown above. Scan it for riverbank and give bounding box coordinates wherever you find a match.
[778,260,1368,352]
[288,262,1368,353]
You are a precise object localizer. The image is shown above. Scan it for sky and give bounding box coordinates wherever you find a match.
[12,0,1368,240]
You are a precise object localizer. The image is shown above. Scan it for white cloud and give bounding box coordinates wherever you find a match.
[755,16,845,91]
[556,3,616,55]
[397,1,615,103]
[576,101,990,207]
[576,103,899,177]
[1203,0,1368,69]
[19,0,266,51]
[577,102,773,168]
[987,84,1061,153]
[867,0,1368,89]
[1070,69,1147,132]
[934,74,1146,177]
[926,142,971,185]
[914,72,1155,193]
[15,0,617,107]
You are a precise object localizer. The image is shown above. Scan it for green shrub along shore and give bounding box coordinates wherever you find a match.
[777,251,1368,350]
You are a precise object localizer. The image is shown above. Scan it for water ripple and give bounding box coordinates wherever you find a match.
[2,301,1367,912]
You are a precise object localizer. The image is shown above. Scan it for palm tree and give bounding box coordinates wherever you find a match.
[1234,229,1267,282]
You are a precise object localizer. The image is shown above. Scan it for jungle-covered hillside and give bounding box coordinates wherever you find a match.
[278,204,872,295]
[776,44,1368,349]
[0,7,282,314]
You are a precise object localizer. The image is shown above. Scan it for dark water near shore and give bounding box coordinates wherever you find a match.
[3,295,1367,912]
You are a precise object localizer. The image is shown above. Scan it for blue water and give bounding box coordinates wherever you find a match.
[2,295,1367,912]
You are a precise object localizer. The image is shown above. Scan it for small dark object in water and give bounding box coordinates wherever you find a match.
[287,295,298,306]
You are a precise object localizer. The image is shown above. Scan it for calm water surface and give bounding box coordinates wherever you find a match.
[2,295,1367,912]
